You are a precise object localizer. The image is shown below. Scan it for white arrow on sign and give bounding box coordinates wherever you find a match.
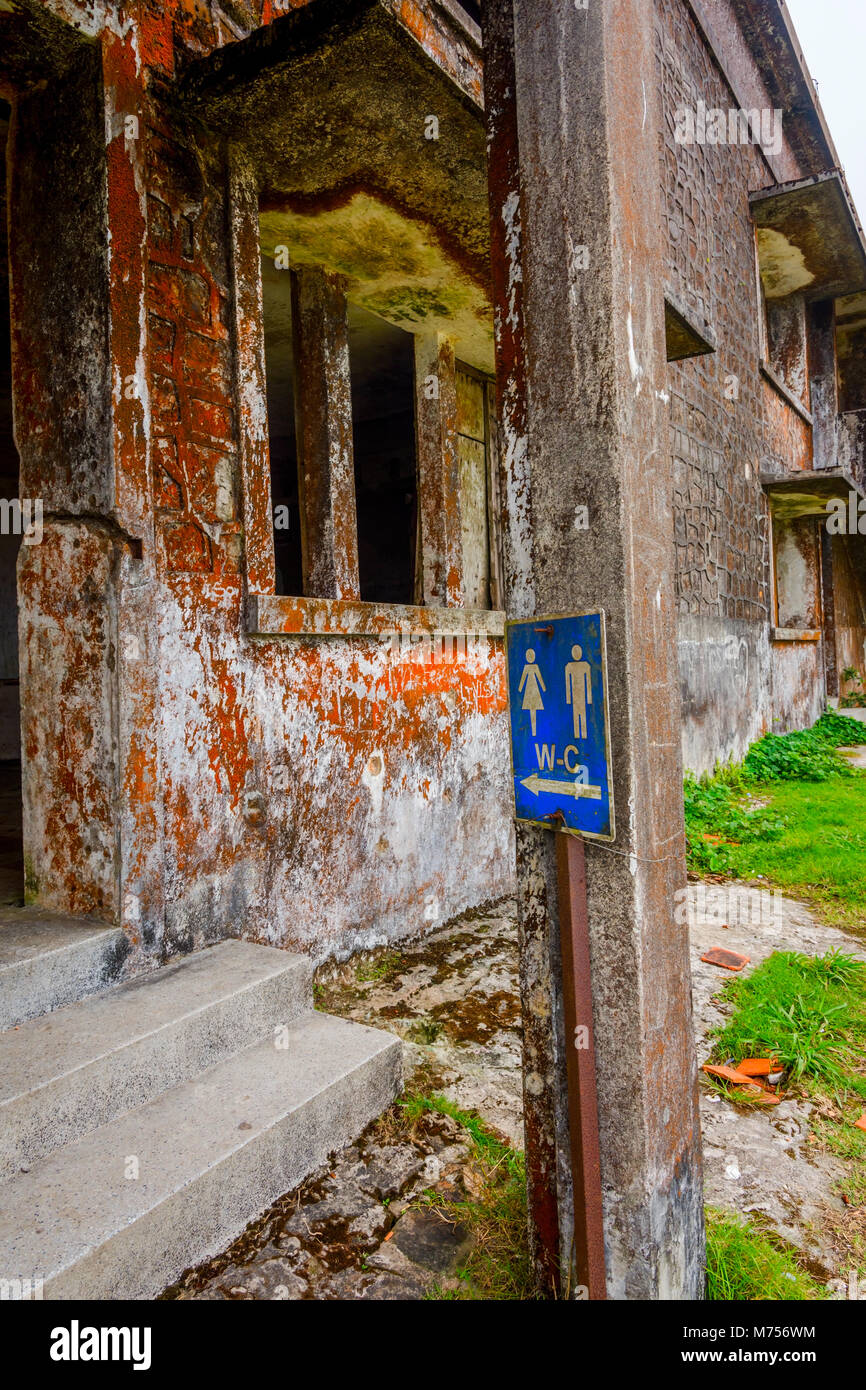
[521,773,603,800]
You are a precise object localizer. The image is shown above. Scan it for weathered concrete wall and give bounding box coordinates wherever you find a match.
[140,56,513,962]
[657,0,836,773]
[770,638,825,735]
[677,614,768,773]
[1,0,512,963]
[4,0,859,954]
[18,524,121,920]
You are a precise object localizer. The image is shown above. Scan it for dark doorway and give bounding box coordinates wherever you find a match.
[348,305,417,605]
[0,101,24,906]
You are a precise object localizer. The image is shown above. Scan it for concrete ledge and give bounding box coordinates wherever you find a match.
[247,593,506,639]
[664,289,717,361]
[0,913,128,1031]
[772,627,822,642]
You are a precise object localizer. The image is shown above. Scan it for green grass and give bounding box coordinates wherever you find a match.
[706,1209,828,1300]
[685,712,866,928]
[811,1110,866,1208]
[398,1093,534,1301]
[717,781,866,927]
[711,949,866,1098]
[711,948,866,1217]
[354,951,402,984]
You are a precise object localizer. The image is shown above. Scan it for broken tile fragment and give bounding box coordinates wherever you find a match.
[702,1063,755,1086]
[701,947,750,971]
[736,1058,776,1077]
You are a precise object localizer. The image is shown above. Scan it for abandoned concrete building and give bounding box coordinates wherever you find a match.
[0,0,864,1300]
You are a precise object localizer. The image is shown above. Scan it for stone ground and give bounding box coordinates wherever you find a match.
[164,902,520,1301]
[165,886,865,1299]
[690,883,866,1282]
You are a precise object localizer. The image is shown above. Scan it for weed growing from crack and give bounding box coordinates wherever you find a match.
[705,1209,829,1300]
[355,951,403,984]
[397,1092,534,1300]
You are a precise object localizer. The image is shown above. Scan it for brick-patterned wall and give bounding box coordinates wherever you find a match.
[655,0,825,773]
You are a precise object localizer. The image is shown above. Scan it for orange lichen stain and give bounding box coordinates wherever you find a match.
[204,664,254,801]
[399,1,447,64]
[139,11,175,72]
[125,737,157,808]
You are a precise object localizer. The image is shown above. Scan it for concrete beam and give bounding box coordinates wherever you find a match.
[290,266,360,601]
[484,0,703,1299]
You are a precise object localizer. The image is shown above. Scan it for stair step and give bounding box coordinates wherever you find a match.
[0,910,128,1031]
[0,940,312,1182]
[0,1012,402,1299]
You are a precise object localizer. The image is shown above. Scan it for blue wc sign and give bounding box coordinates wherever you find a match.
[505,611,615,840]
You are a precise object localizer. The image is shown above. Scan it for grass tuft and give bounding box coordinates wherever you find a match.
[684,712,866,928]
[398,1092,534,1300]
[711,949,866,1097]
[705,1209,828,1300]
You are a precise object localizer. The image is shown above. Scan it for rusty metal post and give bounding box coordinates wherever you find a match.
[555,829,606,1299]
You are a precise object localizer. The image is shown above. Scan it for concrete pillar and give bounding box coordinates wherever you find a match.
[229,154,276,598]
[291,266,360,601]
[483,0,704,1298]
[807,300,839,472]
[414,333,464,607]
[820,528,839,699]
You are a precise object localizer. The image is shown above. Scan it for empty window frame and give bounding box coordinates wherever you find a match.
[456,362,494,610]
[260,257,499,611]
[348,306,417,605]
[260,254,303,597]
[772,515,823,632]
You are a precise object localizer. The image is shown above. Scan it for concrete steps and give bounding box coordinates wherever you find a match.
[0,939,312,1182]
[0,910,128,1030]
[0,931,401,1299]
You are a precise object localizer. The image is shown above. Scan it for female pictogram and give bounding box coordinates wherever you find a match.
[518,648,546,736]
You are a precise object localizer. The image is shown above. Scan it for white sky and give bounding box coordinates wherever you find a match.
[784,0,866,220]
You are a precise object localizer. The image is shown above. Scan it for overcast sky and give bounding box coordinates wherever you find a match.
[784,0,866,219]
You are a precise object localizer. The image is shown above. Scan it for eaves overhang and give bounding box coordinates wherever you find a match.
[180,0,489,285]
[760,466,865,522]
[751,171,866,302]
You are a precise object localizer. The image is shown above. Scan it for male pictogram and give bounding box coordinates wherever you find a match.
[565,644,592,740]
[518,648,546,736]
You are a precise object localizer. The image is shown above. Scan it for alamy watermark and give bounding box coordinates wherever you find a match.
[0,498,42,545]
[825,490,866,535]
[0,1273,43,1299]
[675,883,784,930]
[674,100,783,157]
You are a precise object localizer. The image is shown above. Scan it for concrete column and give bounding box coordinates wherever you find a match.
[414,333,464,607]
[229,153,276,597]
[483,0,703,1298]
[807,300,839,472]
[820,528,839,699]
[291,266,360,601]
